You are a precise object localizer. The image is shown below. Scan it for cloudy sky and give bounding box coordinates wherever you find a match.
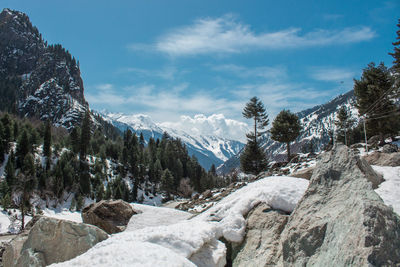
[2,0,399,137]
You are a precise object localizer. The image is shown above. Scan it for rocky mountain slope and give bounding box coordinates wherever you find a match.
[219,90,357,173]
[100,112,245,170]
[0,8,88,129]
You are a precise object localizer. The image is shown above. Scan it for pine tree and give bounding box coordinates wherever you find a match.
[70,127,80,154]
[270,110,302,162]
[389,19,400,75]
[5,152,15,187]
[354,62,399,144]
[79,111,91,160]
[161,169,174,197]
[335,106,354,146]
[43,120,52,168]
[240,97,269,174]
[16,130,29,168]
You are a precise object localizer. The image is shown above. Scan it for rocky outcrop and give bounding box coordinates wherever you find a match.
[363,151,400,167]
[82,200,138,234]
[232,203,288,267]
[3,217,108,267]
[279,145,400,266]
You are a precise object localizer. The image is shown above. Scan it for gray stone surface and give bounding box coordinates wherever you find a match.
[232,203,288,267]
[280,145,400,267]
[82,199,138,234]
[3,217,108,267]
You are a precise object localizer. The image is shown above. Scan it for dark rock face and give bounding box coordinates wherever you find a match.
[280,145,400,266]
[82,200,138,234]
[0,8,88,129]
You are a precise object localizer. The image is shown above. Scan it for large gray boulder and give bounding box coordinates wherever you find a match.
[3,217,108,267]
[82,199,138,234]
[232,203,288,267]
[280,145,400,266]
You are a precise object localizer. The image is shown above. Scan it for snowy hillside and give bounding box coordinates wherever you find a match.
[100,112,245,170]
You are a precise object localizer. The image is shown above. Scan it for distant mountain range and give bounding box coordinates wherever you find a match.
[100,112,245,170]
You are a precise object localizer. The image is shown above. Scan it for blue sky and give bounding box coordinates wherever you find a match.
[2,1,400,127]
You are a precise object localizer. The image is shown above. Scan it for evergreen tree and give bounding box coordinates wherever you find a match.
[389,18,400,75]
[270,110,302,162]
[0,122,5,162]
[354,62,399,144]
[43,120,52,168]
[79,111,92,160]
[335,106,354,146]
[16,130,29,168]
[5,152,15,187]
[70,127,80,154]
[161,169,174,197]
[240,97,269,174]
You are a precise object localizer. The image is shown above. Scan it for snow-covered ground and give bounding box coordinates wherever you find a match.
[52,176,309,267]
[373,165,400,216]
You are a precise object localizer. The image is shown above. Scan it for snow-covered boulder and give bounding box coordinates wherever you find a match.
[3,217,108,267]
[82,200,138,234]
[280,145,400,266]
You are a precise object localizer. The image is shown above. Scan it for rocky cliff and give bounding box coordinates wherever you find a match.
[0,8,88,129]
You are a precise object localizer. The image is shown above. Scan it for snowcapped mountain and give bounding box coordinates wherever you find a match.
[219,90,357,173]
[100,112,245,170]
[0,8,88,129]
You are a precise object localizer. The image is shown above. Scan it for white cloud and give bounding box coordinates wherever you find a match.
[310,67,356,82]
[160,114,249,142]
[147,14,375,56]
[86,83,245,123]
[212,64,287,80]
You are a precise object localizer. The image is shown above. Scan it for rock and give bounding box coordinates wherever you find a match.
[3,217,108,267]
[3,233,29,267]
[280,145,400,266]
[290,166,315,180]
[202,190,212,199]
[82,199,138,234]
[382,143,398,153]
[363,151,400,167]
[232,203,288,267]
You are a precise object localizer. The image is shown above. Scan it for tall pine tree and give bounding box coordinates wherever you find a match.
[240,97,269,175]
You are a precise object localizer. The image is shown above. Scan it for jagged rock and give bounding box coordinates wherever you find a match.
[382,143,398,153]
[363,151,400,167]
[280,145,400,266]
[232,203,289,267]
[82,199,138,234]
[290,166,314,180]
[3,217,108,267]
